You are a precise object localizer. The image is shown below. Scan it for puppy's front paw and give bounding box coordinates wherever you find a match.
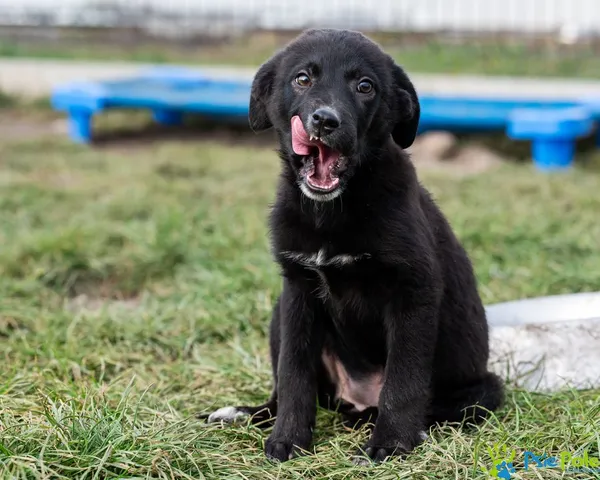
[353,445,401,464]
[353,430,428,464]
[264,431,311,462]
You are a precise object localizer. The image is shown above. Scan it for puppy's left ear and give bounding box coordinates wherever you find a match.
[389,62,421,149]
[249,54,281,132]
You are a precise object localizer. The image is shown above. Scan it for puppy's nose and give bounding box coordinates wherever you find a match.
[311,108,340,134]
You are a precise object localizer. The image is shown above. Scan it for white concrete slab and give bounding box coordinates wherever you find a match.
[486,292,600,392]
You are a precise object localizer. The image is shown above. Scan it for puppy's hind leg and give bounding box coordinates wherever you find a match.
[428,372,505,427]
[203,397,277,428]
[202,296,283,428]
[341,407,378,430]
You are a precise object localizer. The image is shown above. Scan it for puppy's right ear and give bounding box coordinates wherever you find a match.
[249,54,280,132]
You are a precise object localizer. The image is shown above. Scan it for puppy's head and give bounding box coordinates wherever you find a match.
[249,28,420,202]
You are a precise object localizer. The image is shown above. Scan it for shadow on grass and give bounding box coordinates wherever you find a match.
[88,111,600,172]
[90,115,277,151]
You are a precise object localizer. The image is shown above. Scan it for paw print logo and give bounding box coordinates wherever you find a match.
[495,461,516,479]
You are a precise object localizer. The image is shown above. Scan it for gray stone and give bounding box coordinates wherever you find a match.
[410,131,458,161]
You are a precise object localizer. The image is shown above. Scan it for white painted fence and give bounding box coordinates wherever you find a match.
[2,0,599,33]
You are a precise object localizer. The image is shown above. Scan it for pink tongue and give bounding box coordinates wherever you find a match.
[291,116,340,185]
[291,116,312,155]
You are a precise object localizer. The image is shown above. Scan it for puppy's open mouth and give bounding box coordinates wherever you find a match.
[291,116,345,193]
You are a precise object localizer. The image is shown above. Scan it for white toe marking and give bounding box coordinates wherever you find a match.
[352,456,372,466]
[207,406,249,424]
[419,430,429,441]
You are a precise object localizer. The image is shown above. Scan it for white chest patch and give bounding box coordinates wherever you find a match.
[281,248,370,268]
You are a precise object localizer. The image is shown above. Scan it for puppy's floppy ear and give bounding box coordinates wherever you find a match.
[389,62,421,149]
[249,54,281,132]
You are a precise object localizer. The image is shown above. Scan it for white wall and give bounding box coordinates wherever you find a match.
[2,0,600,32]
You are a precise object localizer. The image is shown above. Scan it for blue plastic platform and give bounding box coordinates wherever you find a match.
[508,107,594,170]
[51,66,600,170]
[51,67,252,143]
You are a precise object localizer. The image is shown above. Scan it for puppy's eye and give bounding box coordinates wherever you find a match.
[295,73,312,87]
[357,80,374,94]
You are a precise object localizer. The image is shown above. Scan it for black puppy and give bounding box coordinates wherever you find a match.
[207,28,504,464]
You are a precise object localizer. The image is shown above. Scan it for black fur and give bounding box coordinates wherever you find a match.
[207,28,504,464]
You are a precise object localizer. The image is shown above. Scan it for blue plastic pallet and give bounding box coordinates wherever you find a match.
[51,66,600,170]
[51,67,253,143]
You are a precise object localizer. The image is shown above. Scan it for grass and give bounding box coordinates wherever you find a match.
[3,34,600,78]
[0,109,599,479]
[0,89,16,108]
